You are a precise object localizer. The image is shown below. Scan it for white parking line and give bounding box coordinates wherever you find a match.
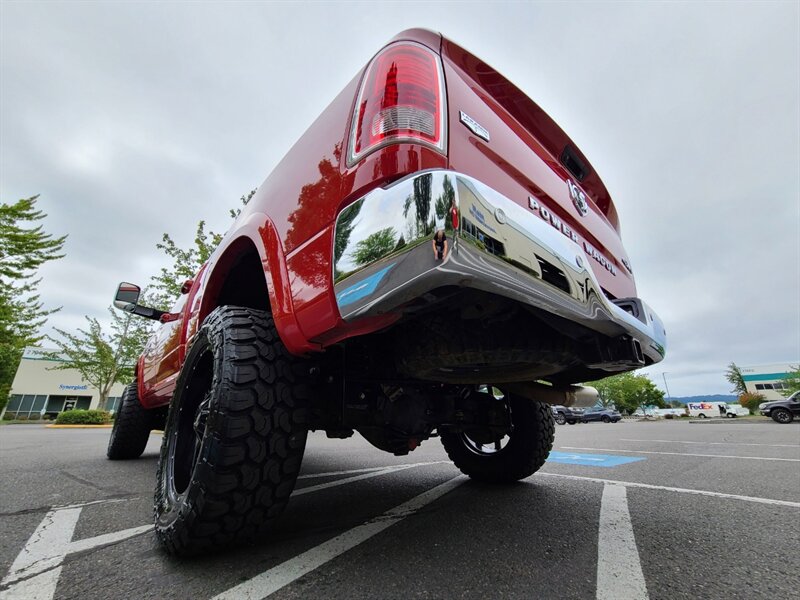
[620,438,800,448]
[296,461,448,480]
[1,461,450,600]
[537,473,800,508]
[0,507,80,600]
[211,476,468,600]
[0,506,151,600]
[596,484,649,600]
[559,446,800,462]
[294,464,417,496]
[67,525,152,555]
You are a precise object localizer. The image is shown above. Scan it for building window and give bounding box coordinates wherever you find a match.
[4,394,48,419]
[460,217,506,257]
[32,395,46,412]
[7,395,23,412]
[755,384,764,390]
[19,395,35,414]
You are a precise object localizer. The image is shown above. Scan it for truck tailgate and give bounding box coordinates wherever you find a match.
[440,37,635,300]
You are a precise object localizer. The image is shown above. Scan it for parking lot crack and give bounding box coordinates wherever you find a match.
[59,470,132,496]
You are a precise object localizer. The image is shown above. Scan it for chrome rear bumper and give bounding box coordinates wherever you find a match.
[332,170,666,366]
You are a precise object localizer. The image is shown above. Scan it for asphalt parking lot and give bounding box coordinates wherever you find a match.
[1,419,798,600]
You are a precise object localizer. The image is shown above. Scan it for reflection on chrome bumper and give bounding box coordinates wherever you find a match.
[333,170,666,365]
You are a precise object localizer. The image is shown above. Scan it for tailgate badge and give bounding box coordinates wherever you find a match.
[459,111,490,142]
[567,179,589,216]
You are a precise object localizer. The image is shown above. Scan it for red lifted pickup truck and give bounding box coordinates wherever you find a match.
[109,29,666,555]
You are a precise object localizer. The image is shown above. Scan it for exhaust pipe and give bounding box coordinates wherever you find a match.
[502,381,599,408]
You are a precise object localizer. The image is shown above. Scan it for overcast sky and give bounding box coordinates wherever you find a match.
[1,2,798,396]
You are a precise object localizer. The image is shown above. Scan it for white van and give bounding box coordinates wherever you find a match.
[724,404,750,417]
[687,402,747,418]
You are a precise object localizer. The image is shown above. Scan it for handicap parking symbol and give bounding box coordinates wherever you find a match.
[548,451,645,467]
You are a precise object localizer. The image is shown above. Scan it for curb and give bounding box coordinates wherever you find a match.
[46,424,113,429]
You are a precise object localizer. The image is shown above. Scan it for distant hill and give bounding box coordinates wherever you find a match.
[669,394,737,405]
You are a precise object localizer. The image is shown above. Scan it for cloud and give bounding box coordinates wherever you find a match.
[2,2,797,395]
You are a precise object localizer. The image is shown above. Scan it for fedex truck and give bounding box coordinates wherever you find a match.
[687,402,748,418]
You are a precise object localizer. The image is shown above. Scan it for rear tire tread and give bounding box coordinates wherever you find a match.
[107,383,153,460]
[154,306,309,556]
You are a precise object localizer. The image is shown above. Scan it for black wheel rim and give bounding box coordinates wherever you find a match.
[461,431,510,455]
[166,349,213,503]
[461,389,511,456]
[776,411,790,423]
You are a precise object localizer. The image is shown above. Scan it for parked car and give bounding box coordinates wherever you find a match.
[552,405,584,425]
[580,407,622,423]
[759,391,800,424]
[108,29,666,556]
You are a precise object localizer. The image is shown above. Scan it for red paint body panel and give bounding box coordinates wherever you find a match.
[242,76,358,256]
[135,28,639,408]
[139,293,187,407]
[443,42,636,298]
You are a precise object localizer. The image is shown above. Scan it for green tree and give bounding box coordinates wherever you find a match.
[0,196,66,409]
[434,175,456,230]
[585,371,665,414]
[724,362,747,395]
[45,307,153,411]
[403,173,433,239]
[150,190,255,309]
[780,365,800,397]
[150,220,221,310]
[333,198,363,279]
[351,227,397,267]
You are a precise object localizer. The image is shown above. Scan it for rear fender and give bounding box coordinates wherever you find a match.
[198,213,321,356]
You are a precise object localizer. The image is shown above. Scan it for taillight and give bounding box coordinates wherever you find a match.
[347,41,447,166]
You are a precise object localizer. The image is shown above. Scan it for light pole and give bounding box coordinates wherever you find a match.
[662,372,672,406]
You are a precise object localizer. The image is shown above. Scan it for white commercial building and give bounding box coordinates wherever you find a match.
[741,363,797,401]
[2,347,126,420]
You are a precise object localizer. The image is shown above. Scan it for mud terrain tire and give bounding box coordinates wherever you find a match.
[154,306,310,556]
[107,383,153,460]
[440,395,554,483]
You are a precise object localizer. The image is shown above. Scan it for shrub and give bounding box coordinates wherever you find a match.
[55,409,112,425]
[2,412,15,421]
[739,392,765,415]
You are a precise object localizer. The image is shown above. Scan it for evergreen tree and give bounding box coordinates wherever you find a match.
[0,196,66,408]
